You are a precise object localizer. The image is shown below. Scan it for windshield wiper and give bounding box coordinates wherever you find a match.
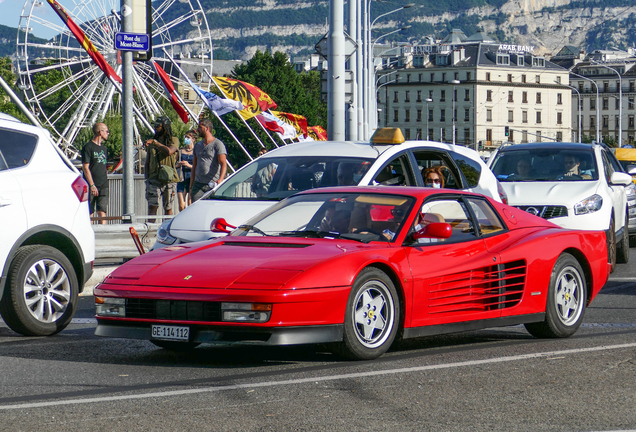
[237,225,270,236]
[278,230,340,239]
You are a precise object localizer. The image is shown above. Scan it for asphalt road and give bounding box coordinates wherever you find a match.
[1,261,636,431]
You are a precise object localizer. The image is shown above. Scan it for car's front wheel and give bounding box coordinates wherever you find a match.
[607,216,617,273]
[336,268,400,360]
[617,212,630,264]
[525,253,586,338]
[0,245,78,336]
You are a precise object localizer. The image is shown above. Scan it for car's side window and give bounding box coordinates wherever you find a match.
[371,153,415,186]
[449,151,482,188]
[465,198,506,236]
[0,149,8,172]
[412,150,461,189]
[0,128,37,170]
[601,150,615,183]
[417,198,477,242]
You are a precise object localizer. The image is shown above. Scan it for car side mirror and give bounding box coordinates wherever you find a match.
[610,171,633,186]
[210,218,236,233]
[413,222,452,240]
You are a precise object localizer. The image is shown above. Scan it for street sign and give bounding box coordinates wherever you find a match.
[315,32,357,60]
[114,32,149,52]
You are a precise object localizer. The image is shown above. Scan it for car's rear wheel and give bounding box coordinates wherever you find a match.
[607,216,617,273]
[525,253,586,338]
[617,212,630,264]
[0,245,78,336]
[150,340,200,351]
[336,268,399,360]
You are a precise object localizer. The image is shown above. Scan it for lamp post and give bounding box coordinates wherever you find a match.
[570,71,600,143]
[450,79,460,145]
[591,60,623,147]
[556,81,582,143]
[424,97,433,140]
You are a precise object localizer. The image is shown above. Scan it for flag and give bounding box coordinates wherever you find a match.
[151,60,189,124]
[164,57,243,116]
[271,111,308,138]
[45,0,121,84]
[255,112,296,139]
[213,77,277,120]
[307,126,328,141]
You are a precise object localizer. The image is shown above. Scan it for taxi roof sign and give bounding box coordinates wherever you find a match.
[371,128,405,145]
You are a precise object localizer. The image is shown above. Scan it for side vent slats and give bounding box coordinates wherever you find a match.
[428,259,526,314]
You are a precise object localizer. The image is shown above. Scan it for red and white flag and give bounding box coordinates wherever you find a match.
[151,60,189,124]
[255,112,296,139]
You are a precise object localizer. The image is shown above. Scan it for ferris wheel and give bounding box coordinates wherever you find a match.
[16,0,213,155]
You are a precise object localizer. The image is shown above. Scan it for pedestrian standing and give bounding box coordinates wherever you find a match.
[176,129,196,211]
[190,118,228,202]
[144,116,180,222]
[81,122,109,224]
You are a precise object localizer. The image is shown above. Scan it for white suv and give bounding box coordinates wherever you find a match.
[154,128,506,248]
[489,142,633,270]
[0,113,95,336]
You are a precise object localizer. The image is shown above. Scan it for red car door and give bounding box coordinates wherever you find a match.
[405,196,502,328]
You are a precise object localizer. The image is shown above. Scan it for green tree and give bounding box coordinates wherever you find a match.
[0,57,29,122]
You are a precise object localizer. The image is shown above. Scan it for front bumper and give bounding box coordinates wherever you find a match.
[95,321,344,346]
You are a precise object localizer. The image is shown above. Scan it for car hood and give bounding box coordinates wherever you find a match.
[106,237,375,290]
[169,198,277,242]
[501,181,600,208]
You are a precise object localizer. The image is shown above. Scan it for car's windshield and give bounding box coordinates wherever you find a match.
[229,192,415,243]
[209,156,374,201]
[491,148,598,182]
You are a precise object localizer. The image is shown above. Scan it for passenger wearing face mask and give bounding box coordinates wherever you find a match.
[422,167,445,189]
[176,130,196,211]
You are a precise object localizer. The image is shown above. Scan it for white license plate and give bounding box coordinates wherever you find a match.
[151,325,190,341]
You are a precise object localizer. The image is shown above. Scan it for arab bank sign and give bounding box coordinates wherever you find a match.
[498,44,535,54]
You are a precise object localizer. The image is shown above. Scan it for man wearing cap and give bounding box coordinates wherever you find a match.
[145,116,180,221]
[190,118,227,202]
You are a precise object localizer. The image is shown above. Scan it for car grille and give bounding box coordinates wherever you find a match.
[515,205,568,219]
[126,298,222,322]
[428,260,527,314]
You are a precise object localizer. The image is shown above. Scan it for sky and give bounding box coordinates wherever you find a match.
[0,0,120,40]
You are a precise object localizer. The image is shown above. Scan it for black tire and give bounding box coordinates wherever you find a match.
[607,216,617,273]
[525,253,587,338]
[335,268,400,360]
[617,212,630,264]
[150,340,200,351]
[0,245,78,336]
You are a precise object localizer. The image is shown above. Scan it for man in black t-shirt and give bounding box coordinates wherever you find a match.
[81,123,109,224]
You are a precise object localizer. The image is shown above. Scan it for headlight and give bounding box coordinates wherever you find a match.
[574,194,603,215]
[157,219,177,245]
[221,302,272,323]
[95,297,126,317]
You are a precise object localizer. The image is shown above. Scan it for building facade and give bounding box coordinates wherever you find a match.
[377,30,572,150]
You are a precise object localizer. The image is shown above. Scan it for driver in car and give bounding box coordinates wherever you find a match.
[563,155,592,179]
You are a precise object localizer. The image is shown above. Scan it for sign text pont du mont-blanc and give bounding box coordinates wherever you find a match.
[114,32,149,52]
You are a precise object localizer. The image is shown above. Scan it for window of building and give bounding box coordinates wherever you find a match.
[486,72,491,82]
[486,90,492,101]
[437,55,449,66]
[578,81,583,92]
[417,109,422,122]
[464,108,470,121]
[404,129,411,139]
[440,109,446,122]
[183,89,190,100]
[535,75,540,84]
[604,81,609,92]
[417,90,422,102]
[442,128,447,142]
[416,128,422,139]
[615,115,619,129]
[405,109,411,122]
[406,74,411,83]
[591,98,596,110]
[508,91,514,102]
[393,110,399,122]
[522,91,528,103]
[629,115,634,128]
[508,110,514,122]
[556,131,563,142]
[603,98,609,110]
[440,90,446,102]
[522,74,527,83]
[590,116,596,130]
[557,112,562,124]
[454,72,459,80]
[603,115,609,128]
[453,88,457,102]
[497,54,510,65]
[517,55,524,66]
[418,73,423,82]
[616,98,620,110]
[522,110,528,123]
[536,111,542,124]
[466,72,472,81]
[536,92,542,104]
[486,109,492,122]
[522,130,528,143]
[532,57,545,67]
[442,72,446,82]
[507,74,513,83]
[428,109,433,122]
[393,92,398,103]
[464,89,470,101]
[430,73,435,82]
[405,91,410,102]
[557,93,562,105]
[630,80,635,92]
[630,97,635,110]
[486,128,492,143]
[464,128,470,145]
[536,131,542,142]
